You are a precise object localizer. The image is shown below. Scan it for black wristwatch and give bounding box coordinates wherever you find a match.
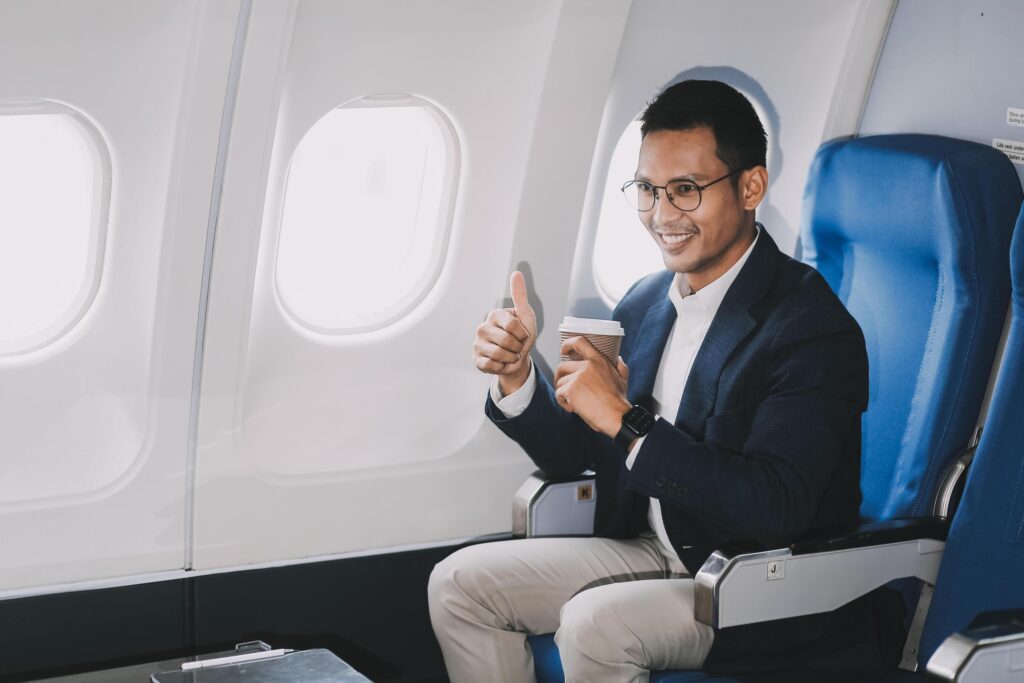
[614,405,657,452]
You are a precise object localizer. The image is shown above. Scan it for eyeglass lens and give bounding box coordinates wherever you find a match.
[626,179,702,212]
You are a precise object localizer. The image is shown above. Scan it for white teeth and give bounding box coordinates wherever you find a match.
[661,233,694,244]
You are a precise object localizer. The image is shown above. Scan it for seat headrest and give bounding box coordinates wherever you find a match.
[804,134,1020,268]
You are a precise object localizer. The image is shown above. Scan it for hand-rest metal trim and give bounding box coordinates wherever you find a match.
[512,470,596,538]
[932,443,977,519]
[927,612,1024,682]
[694,518,949,629]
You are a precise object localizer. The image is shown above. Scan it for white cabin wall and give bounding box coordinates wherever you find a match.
[0,0,239,589]
[192,0,633,569]
[859,0,1024,188]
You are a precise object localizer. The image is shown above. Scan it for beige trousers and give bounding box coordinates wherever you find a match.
[427,533,715,683]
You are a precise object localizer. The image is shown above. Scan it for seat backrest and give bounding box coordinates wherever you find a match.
[917,202,1024,665]
[801,134,1022,519]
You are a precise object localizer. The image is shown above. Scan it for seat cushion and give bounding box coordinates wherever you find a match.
[530,633,918,682]
[530,634,563,683]
[655,668,928,682]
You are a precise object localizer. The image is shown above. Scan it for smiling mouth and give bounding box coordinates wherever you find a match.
[657,232,696,248]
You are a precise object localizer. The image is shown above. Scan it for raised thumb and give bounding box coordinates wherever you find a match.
[510,271,534,318]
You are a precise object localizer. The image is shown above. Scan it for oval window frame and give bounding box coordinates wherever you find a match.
[0,99,111,358]
[273,94,461,335]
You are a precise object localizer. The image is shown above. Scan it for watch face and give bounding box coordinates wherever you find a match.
[625,406,656,435]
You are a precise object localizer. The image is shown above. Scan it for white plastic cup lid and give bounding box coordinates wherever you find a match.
[558,316,624,336]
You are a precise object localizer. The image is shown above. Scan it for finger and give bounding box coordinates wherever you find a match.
[616,356,629,381]
[510,271,535,319]
[477,341,521,365]
[475,357,508,374]
[555,362,583,388]
[479,324,525,354]
[500,310,531,342]
[493,309,530,343]
[560,335,603,362]
[555,387,574,412]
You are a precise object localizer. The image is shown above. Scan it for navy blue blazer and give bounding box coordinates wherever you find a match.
[486,228,866,572]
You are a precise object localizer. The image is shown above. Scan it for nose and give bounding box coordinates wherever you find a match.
[651,187,681,224]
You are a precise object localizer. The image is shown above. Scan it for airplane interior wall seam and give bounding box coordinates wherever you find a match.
[184,0,252,574]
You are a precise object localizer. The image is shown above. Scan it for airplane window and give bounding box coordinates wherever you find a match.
[276,96,458,334]
[592,119,662,305]
[0,107,107,356]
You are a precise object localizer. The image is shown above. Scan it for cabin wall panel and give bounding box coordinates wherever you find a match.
[860,0,1024,188]
[193,0,633,568]
[0,0,239,589]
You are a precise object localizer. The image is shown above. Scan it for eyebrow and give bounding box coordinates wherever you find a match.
[634,173,708,183]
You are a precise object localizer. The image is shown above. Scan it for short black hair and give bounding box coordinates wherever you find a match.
[640,80,767,173]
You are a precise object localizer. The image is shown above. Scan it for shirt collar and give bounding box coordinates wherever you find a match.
[668,224,761,317]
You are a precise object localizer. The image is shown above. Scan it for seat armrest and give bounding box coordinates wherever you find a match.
[693,517,949,628]
[789,516,948,554]
[927,610,1024,682]
[512,470,596,538]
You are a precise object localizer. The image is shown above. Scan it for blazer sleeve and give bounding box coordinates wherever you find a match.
[626,305,868,548]
[485,370,595,477]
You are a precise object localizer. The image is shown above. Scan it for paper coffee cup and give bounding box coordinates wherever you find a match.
[559,316,625,363]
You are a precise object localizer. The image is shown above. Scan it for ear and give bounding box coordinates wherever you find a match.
[739,166,768,211]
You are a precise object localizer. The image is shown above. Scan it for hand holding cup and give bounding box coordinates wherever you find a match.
[555,321,631,435]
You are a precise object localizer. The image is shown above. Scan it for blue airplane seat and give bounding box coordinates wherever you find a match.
[916,201,1024,666]
[664,200,1024,683]
[529,135,1022,682]
[802,134,1020,521]
[857,203,1024,683]
[530,633,755,683]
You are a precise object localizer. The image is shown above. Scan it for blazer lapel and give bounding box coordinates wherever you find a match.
[676,227,783,433]
[675,306,756,431]
[627,296,676,408]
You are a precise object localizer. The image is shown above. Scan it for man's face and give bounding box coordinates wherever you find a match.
[634,127,755,291]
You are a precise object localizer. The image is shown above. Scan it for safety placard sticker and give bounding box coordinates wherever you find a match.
[994,138,1024,165]
[1009,107,1024,128]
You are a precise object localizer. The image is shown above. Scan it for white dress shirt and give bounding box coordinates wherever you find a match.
[491,227,761,563]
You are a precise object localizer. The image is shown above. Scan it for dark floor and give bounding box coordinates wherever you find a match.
[0,542,476,683]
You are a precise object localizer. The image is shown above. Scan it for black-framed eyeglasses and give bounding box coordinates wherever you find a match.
[620,170,739,212]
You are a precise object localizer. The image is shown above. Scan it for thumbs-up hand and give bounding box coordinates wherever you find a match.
[474,271,538,395]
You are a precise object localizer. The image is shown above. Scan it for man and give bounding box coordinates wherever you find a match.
[429,80,885,681]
